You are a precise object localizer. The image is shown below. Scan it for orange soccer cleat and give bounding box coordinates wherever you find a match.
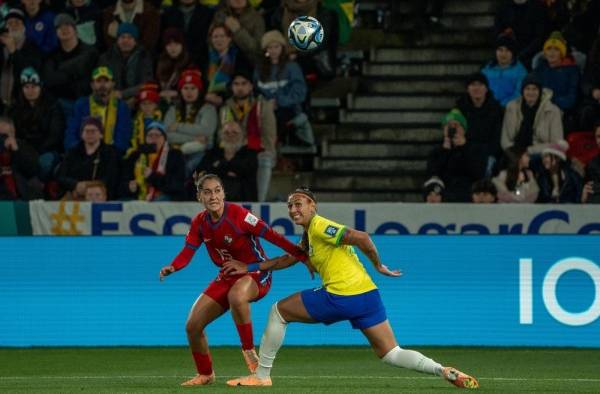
[442,367,479,389]
[242,348,259,373]
[180,372,216,386]
[226,374,272,387]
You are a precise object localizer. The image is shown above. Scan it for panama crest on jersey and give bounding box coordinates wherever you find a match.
[224,235,233,244]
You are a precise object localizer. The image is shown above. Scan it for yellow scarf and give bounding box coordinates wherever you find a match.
[127,109,163,157]
[89,95,119,146]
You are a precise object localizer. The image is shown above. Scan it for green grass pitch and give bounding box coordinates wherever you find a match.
[1,347,599,393]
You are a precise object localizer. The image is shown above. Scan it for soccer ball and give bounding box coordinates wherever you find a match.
[288,16,324,51]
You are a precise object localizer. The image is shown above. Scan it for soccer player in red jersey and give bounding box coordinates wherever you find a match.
[159,173,307,386]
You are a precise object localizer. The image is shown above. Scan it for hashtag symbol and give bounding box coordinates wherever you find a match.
[50,201,85,235]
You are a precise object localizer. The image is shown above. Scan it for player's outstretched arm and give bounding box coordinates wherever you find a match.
[159,265,175,281]
[222,255,301,276]
[159,245,197,281]
[340,228,402,277]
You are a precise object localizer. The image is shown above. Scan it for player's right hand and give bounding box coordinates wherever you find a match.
[159,265,175,281]
[222,259,247,276]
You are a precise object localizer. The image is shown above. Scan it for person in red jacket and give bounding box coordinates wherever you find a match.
[159,173,308,386]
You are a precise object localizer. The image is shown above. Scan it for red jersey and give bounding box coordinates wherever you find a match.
[171,202,306,277]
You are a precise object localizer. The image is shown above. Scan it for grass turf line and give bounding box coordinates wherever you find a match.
[1,346,599,393]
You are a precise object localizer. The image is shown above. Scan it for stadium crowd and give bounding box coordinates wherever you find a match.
[0,0,338,202]
[425,0,600,205]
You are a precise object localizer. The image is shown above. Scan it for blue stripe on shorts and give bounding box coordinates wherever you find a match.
[300,287,387,330]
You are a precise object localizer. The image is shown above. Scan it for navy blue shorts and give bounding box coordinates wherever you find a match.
[300,287,387,329]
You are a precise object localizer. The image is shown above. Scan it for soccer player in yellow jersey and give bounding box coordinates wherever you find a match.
[224,187,479,389]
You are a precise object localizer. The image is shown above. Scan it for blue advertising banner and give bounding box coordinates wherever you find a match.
[1,236,599,347]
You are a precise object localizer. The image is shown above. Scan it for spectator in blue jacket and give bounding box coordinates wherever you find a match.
[64,66,132,155]
[482,34,528,107]
[21,0,59,54]
[534,31,580,112]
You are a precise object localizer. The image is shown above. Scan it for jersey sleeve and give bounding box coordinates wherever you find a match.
[236,205,307,262]
[311,216,347,246]
[172,214,204,271]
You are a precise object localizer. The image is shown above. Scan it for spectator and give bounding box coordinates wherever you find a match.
[84,180,107,202]
[98,22,154,105]
[410,0,446,29]
[161,0,215,67]
[427,109,487,202]
[64,0,103,49]
[456,72,504,161]
[64,66,133,155]
[9,67,65,181]
[102,0,160,53]
[481,33,528,107]
[128,82,163,157]
[155,28,191,105]
[581,122,600,204]
[119,121,186,201]
[163,69,218,177]
[534,140,582,203]
[57,116,119,200]
[494,0,548,67]
[422,176,444,203]
[204,22,251,107]
[212,0,265,64]
[220,69,276,202]
[578,35,600,131]
[195,120,258,201]
[501,73,563,155]
[492,145,539,203]
[471,178,498,203]
[0,8,43,108]
[0,116,41,200]
[533,31,580,112]
[21,0,59,54]
[271,0,338,79]
[256,30,314,147]
[43,13,99,118]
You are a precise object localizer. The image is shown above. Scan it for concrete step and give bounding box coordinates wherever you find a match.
[361,78,466,94]
[324,141,436,159]
[396,14,494,30]
[418,30,492,47]
[311,173,426,191]
[315,157,427,172]
[370,47,490,63]
[363,62,481,77]
[347,93,456,110]
[310,190,423,203]
[339,109,446,124]
[385,0,498,14]
[331,126,443,142]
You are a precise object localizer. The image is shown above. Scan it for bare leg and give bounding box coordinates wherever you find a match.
[277,291,316,323]
[186,293,225,353]
[227,275,259,325]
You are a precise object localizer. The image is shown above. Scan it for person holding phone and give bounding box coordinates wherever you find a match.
[426,108,488,202]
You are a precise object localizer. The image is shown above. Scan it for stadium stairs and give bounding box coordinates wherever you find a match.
[268,0,497,202]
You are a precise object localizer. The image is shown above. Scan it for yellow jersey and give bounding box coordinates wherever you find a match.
[307,215,377,296]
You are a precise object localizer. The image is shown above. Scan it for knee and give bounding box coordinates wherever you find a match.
[227,290,249,310]
[270,302,287,324]
[185,318,204,336]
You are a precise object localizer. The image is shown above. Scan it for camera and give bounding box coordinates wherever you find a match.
[138,143,157,154]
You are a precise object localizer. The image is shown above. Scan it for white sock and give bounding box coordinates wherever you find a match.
[382,346,444,377]
[255,303,287,379]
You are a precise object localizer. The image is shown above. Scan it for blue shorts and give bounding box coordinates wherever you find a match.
[300,287,387,329]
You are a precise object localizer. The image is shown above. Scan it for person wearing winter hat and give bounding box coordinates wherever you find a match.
[533,31,580,112]
[457,72,504,161]
[119,119,186,201]
[98,21,153,104]
[501,73,564,155]
[536,139,583,203]
[422,176,445,203]
[57,115,120,200]
[163,68,218,177]
[427,108,488,202]
[102,0,160,52]
[481,33,527,106]
[127,82,163,157]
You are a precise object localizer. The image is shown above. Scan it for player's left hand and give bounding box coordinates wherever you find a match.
[222,259,247,276]
[376,264,402,277]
